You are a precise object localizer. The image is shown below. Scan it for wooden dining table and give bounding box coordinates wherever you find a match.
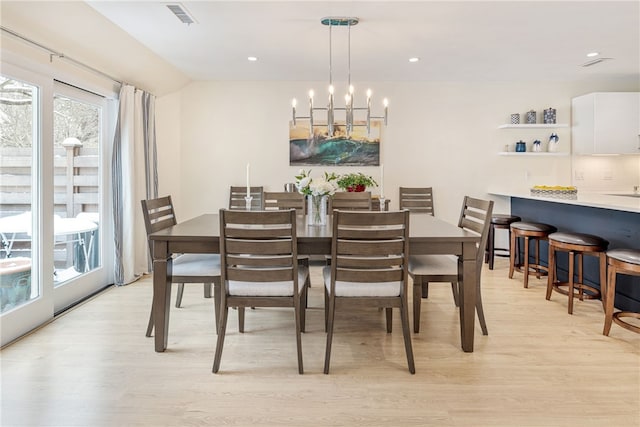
[149,212,481,353]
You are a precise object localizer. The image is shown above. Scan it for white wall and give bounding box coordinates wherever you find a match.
[156,80,638,224]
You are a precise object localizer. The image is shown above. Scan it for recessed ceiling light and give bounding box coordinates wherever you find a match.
[408,57,420,63]
[247,56,258,62]
[586,52,600,57]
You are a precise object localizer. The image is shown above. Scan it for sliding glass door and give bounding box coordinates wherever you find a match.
[0,63,113,346]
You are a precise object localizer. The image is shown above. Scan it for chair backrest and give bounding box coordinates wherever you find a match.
[329,191,372,211]
[329,210,410,288]
[219,209,299,292]
[399,187,434,215]
[264,191,305,213]
[141,196,177,254]
[457,196,494,274]
[229,186,264,210]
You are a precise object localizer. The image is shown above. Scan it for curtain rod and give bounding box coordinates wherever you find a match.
[1,26,124,87]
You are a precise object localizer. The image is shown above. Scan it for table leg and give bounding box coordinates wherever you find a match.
[459,242,477,352]
[153,241,172,352]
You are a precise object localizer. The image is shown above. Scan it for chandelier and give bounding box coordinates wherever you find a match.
[291,17,388,138]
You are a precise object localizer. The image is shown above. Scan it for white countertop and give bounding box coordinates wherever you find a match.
[488,190,640,214]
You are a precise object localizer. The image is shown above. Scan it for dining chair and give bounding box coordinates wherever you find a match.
[408,196,493,335]
[399,187,434,215]
[329,191,372,211]
[213,209,310,374]
[323,210,415,374]
[228,186,264,210]
[141,196,222,336]
[264,191,305,214]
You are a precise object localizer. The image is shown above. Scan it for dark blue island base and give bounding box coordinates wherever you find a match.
[511,197,640,313]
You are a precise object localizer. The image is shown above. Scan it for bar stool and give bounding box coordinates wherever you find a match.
[546,232,608,315]
[509,221,557,288]
[603,249,640,335]
[485,214,521,270]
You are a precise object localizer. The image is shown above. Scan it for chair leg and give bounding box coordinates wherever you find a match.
[324,286,330,332]
[324,294,337,374]
[212,306,229,373]
[450,282,460,307]
[300,283,308,333]
[476,280,488,335]
[413,278,422,333]
[146,307,154,337]
[385,307,393,333]
[421,283,429,298]
[599,252,607,310]
[603,266,616,336]
[213,279,221,334]
[294,296,304,374]
[399,299,416,374]
[238,307,245,333]
[204,282,212,298]
[176,283,185,308]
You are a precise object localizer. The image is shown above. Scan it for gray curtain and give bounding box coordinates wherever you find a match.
[112,85,157,285]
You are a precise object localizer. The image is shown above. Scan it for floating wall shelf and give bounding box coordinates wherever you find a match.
[498,124,569,129]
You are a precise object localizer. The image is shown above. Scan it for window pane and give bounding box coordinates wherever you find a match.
[52,94,101,285]
[0,76,37,313]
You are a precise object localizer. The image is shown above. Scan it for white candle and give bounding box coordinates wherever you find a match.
[380,164,384,198]
[246,163,250,197]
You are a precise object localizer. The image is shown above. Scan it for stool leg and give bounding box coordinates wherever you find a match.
[599,252,607,309]
[534,239,541,279]
[577,253,584,301]
[568,251,575,315]
[523,236,530,289]
[546,243,555,300]
[508,232,517,279]
[603,265,616,336]
[488,224,496,270]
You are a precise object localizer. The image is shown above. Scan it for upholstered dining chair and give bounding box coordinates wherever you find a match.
[408,196,493,335]
[399,187,434,215]
[141,196,222,336]
[329,191,372,211]
[323,210,415,374]
[213,209,310,374]
[228,186,264,210]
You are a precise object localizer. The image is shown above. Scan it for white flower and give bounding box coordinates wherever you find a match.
[297,176,311,193]
[310,179,337,196]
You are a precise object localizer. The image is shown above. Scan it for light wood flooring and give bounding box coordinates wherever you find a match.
[1,258,639,426]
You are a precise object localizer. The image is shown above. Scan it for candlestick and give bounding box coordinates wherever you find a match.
[246,163,250,197]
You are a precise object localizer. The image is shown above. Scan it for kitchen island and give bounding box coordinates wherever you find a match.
[489,190,640,313]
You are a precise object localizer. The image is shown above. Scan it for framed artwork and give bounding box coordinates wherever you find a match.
[289,120,381,166]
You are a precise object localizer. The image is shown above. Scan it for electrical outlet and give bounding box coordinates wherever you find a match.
[574,170,584,181]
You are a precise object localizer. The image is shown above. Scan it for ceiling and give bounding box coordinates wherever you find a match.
[85,1,639,84]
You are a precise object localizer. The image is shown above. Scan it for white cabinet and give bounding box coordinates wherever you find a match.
[572,92,640,154]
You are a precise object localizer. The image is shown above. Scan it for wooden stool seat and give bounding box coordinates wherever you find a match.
[484,214,521,270]
[546,231,608,314]
[603,249,640,335]
[509,221,557,288]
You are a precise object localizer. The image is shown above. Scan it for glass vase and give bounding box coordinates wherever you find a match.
[307,195,328,226]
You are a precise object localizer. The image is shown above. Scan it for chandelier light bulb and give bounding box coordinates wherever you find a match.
[383,98,389,107]
[308,90,314,99]
[349,85,354,95]
[345,94,351,104]
[366,88,372,99]
[329,85,334,95]
[292,99,297,108]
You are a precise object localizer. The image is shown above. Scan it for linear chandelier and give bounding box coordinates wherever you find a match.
[291,17,388,138]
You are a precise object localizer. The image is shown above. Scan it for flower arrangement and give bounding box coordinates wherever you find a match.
[294,169,339,197]
[336,172,378,192]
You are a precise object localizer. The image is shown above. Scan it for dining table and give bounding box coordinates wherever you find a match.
[149,212,481,353]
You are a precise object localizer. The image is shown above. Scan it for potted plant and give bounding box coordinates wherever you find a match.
[336,172,378,192]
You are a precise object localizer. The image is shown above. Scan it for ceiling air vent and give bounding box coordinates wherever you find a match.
[166,3,196,25]
[581,57,613,67]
